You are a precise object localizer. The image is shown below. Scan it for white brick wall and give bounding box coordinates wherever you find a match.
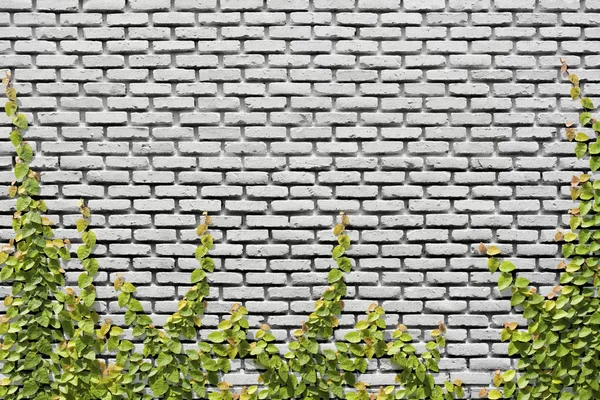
[0,0,591,395]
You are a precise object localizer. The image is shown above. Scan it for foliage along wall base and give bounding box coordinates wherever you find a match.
[1,61,591,399]
[0,72,463,400]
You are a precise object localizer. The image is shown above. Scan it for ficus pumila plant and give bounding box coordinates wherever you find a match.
[0,72,108,399]
[480,60,600,400]
[248,213,464,400]
[0,72,246,399]
[0,71,463,399]
[106,211,254,400]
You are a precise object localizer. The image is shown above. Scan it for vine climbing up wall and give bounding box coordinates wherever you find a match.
[0,0,597,397]
[0,73,464,399]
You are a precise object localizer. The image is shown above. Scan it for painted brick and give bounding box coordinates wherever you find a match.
[0,0,582,394]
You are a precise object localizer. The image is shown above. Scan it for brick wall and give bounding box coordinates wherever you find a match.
[0,0,593,396]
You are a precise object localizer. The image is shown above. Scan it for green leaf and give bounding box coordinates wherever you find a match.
[208,331,225,343]
[17,143,33,163]
[515,276,530,288]
[151,379,169,396]
[121,282,136,293]
[81,288,95,307]
[1,266,14,281]
[84,258,99,275]
[581,97,594,109]
[23,353,41,370]
[498,273,513,291]
[570,86,581,100]
[337,234,351,249]
[9,129,22,146]
[562,243,575,258]
[44,247,58,260]
[200,257,214,272]
[503,370,516,382]
[191,268,206,283]
[332,245,345,259]
[156,352,173,368]
[110,326,124,337]
[569,74,580,85]
[15,163,29,181]
[580,112,593,126]
[21,380,39,396]
[22,178,39,195]
[344,331,361,344]
[167,340,182,354]
[336,257,352,272]
[82,230,96,248]
[488,257,500,273]
[575,143,588,159]
[195,245,208,259]
[489,390,503,400]
[128,298,144,312]
[355,320,369,330]
[218,320,232,330]
[76,219,89,232]
[12,114,28,129]
[499,261,516,273]
[77,245,92,260]
[78,273,93,289]
[591,156,600,171]
[16,196,32,211]
[201,234,213,249]
[328,268,344,283]
[5,101,17,116]
[5,88,16,100]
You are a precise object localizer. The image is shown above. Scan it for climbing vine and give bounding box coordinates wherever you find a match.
[0,72,107,399]
[481,60,600,400]
[249,213,464,400]
[0,71,463,399]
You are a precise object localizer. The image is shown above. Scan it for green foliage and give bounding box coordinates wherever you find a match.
[107,211,253,400]
[0,72,463,399]
[249,213,463,399]
[481,60,600,400]
[0,72,107,399]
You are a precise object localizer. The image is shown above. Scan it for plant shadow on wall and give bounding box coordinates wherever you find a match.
[0,71,466,399]
[478,60,600,400]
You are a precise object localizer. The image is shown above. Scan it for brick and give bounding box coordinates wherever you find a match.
[0,0,584,390]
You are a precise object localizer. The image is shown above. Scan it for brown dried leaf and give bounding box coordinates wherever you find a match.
[504,321,518,331]
[554,231,564,241]
[478,242,486,254]
[438,320,447,333]
[553,285,562,293]
[366,302,378,313]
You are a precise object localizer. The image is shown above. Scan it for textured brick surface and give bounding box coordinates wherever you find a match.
[0,0,590,396]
